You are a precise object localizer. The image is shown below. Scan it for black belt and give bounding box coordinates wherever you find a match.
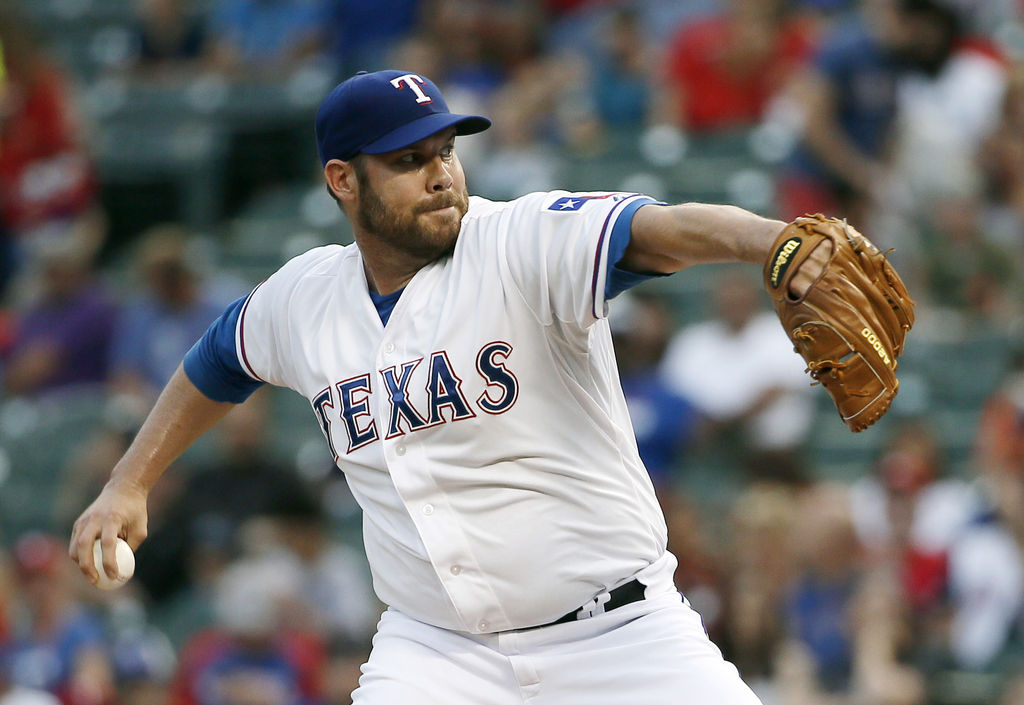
[542,578,647,628]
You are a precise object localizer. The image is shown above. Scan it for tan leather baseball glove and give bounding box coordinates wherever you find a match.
[764,214,915,432]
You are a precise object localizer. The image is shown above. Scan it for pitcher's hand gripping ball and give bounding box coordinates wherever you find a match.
[92,538,135,590]
[764,214,915,432]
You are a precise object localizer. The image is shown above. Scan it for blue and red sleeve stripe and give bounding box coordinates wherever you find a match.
[183,293,265,403]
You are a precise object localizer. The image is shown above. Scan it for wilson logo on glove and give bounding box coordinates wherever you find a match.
[769,237,802,289]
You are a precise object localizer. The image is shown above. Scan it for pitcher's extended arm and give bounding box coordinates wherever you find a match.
[69,364,236,586]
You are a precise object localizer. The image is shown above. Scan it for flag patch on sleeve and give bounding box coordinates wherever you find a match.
[549,196,587,211]
[547,193,628,212]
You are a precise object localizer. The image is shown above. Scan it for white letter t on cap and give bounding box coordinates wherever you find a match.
[390,74,433,104]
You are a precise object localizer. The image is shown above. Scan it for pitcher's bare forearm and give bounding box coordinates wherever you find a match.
[622,202,786,274]
[109,364,236,493]
[70,364,235,584]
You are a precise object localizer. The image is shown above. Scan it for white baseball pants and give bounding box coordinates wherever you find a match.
[350,591,763,704]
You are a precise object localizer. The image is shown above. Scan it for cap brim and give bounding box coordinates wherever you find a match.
[361,113,491,155]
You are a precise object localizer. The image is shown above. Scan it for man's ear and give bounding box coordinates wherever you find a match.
[324,159,357,202]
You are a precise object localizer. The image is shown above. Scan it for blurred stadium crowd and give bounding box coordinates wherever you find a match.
[1,0,1024,703]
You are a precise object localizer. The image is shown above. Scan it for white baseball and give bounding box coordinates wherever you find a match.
[91,538,135,590]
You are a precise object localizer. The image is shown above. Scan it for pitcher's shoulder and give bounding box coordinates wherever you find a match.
[464,192,560,221]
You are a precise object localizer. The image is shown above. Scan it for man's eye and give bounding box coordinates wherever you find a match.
[441,147,454,159]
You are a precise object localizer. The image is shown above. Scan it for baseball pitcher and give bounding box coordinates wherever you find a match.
[70,70,912,704]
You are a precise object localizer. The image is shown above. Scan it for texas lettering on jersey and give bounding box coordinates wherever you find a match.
[312,341,518,457]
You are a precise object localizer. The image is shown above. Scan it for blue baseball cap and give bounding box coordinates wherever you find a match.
[315,70,491,165]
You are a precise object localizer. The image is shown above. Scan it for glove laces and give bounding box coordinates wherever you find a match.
[805,359,872,397]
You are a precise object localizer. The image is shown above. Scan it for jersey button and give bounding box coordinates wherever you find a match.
[450,565,462,575]
[422,504,434,516]
[395,445,406,456]
[384,342,395,354]
[477,621,489,632]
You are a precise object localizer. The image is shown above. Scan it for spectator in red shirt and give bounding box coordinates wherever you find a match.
[543,0,613,17]
[658,0,817,132]
[0,6,102,298]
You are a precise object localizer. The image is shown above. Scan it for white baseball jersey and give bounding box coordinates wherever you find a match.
[185,190,673,633]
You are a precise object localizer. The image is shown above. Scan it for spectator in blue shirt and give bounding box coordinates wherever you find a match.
[109,225,236,405]
[132,0,208,71]
[610,291,699,496]
[206,0,325,76]
[4,533,116,705]
[322,0,421,76]
[779,0,966,224]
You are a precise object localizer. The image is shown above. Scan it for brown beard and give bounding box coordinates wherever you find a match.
[354,166,469,262]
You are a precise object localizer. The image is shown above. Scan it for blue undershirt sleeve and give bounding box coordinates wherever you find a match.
[183,295,265,403]
[604,198,669,300]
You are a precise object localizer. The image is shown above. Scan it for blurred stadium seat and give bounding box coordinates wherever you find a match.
[0,389,107,537]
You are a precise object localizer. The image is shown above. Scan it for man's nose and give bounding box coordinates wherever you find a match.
[427,156,454,191]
